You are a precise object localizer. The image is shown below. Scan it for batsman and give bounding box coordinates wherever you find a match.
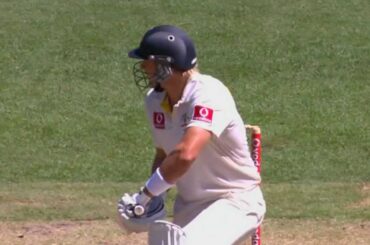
[117,25,266,245]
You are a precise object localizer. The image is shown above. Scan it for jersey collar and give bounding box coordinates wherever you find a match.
[160,73,201,112]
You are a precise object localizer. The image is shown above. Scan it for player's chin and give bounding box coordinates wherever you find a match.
[148,79,156,87]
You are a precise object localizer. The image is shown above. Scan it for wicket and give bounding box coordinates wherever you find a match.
[245,125,262,245]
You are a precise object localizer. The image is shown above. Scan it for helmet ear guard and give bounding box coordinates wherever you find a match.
[148,55,174,86]
[154,61,173,85]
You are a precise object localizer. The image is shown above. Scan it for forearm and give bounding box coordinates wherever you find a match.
[143,145,193,197]
[151,148,167,174]
[151,155,164,174]
[144,127,211,196]
[143,147,173,197]
[159,145,194,184]
[159,127,211,184]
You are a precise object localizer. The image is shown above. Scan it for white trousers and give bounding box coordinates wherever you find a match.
[173,187,266,245]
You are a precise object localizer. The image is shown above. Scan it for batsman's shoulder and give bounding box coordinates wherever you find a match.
[192,75,229,104]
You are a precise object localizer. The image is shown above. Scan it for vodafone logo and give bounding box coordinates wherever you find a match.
[192,105,213,123]
[155,113,164,124]
[199,107,210,118]
[153,112,165,129]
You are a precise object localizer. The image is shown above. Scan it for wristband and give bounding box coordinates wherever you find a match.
[145,168,173,196]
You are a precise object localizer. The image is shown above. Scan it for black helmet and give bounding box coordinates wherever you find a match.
[128,25,197,70]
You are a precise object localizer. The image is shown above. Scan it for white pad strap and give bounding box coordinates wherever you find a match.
[148,220,187,245]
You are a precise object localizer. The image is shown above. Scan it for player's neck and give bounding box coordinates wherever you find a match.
[164,71,196,107]
[166,80,186,108]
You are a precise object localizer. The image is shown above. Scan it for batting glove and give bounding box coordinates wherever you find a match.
[118,189,151,217]
[117,192,167,233]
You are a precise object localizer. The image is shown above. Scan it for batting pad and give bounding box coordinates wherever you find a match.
[148,220,187,245]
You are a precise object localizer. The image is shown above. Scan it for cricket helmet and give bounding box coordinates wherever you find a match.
[128,25,197,71]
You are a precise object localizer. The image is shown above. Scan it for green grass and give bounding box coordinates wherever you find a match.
[0,182,369,221]
[0,0,369,222]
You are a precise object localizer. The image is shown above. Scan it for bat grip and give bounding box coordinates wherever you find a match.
[133,205,145,216]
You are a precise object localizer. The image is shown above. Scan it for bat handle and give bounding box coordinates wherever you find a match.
[134,205,145,216]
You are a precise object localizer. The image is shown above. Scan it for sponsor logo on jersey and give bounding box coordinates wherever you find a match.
[153,112,165,129]
[192,105,213,123]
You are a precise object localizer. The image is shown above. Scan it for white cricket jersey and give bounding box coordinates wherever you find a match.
[145,73,261,203]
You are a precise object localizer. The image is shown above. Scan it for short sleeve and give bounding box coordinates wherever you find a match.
[186,90,233,137]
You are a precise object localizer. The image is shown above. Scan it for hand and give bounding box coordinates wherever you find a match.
[118,189,151,217]
[116,192,167,233]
